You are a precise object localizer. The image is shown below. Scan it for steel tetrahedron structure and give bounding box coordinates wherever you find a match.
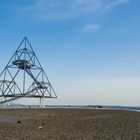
[0,37,57,105]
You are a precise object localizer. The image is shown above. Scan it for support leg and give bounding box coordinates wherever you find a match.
[42,96,45,108]
[39,97,45,108]
[39,98,42,108]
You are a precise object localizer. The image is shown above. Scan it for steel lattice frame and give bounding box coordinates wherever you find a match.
[0,37,57,104]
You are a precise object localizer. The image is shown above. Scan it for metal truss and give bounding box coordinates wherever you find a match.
[0,37,57,104]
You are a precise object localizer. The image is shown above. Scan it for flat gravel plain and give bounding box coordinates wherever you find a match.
[0,109,139,140]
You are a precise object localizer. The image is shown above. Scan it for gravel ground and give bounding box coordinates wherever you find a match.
[0,108,139,140]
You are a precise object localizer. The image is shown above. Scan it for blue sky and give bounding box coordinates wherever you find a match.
[0,0,140,106]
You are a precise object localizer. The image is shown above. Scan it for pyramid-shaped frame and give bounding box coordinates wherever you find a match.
[0,37,57,103]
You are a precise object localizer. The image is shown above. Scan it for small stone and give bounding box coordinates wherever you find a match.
[38,126,43,130]
[17,120,21,124]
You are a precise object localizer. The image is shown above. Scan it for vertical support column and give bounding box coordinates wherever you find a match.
[39,97,45,108]
[0,97,3,108]
[39,98,42,108]
[42,96,45,108]
[4,97,6,108]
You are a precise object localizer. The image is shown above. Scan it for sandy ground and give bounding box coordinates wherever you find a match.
[0,109,139,140]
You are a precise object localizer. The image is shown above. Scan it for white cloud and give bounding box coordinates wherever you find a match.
[106,0,130,9]
[20,0,130,20]
[83,24,99,32]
